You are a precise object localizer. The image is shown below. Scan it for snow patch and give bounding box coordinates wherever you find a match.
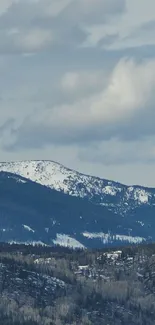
[82,232,145,244]
[34,257,52,264]
[0,228,12,232]
[8,241,47,246]
[23,225,35,233]
[78,265,89,270]
[102,186,120,196]
[53,234,85,249]
[97,250,122,261]
[134,189,150,204]
[83,232,111,244]
[17,178,27,184]
[137,221,145,227]
[127,187,150,204]
[115,234,145,244]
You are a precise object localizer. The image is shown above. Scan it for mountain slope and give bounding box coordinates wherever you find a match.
[0,160,153,219]
[0,171,151,248]
[0,243,155,325]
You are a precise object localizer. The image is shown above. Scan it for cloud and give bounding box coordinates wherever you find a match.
[43,0,73,18]
[0,0,155,187]
[14,28,54,52]
[60,70,108,100]
[0,118,16,149]
[0,0,154,54]
[78,138,155,165]
[60,0,125,25]
[0,0,125,54]
[0,0,13,15]
[82,0,155,49]
[108,20,155,50]
[4,57,155,150]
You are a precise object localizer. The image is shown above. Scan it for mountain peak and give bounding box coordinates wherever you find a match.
[0,160,73,192]
[0,161,155,247]
[0,160,152,214]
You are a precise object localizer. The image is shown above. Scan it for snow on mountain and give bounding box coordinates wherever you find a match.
[0,160,74,192]
[0,160,153,217]
[53,234,85,249]
[82,232,145,245]
[9,241,48,246]
[23,224,35,233]
[0,165,155,248]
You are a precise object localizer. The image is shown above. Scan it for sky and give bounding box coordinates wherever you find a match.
[1,0,155,186]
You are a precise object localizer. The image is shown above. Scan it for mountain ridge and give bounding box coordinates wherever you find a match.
[0,160,153,216]
[0,160,154,248]
[0,170,151,248]
[0,159,150,188]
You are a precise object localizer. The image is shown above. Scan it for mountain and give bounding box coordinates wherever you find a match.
[0,160,154,247]
[0,160,152,215]
[0,171,147,248]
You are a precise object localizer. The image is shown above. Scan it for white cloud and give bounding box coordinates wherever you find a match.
[82,0,155,49]
[79,137,155,165]
[0,0,13,15]
[0,0,154,53]
[44,0,72,17]
[0,0,125,54]
[0,0,155,187]
[15,28,53,52]
[62,0,125,24]
[61,70,108,99]
[47,58,155,126]
[6,57,155,149]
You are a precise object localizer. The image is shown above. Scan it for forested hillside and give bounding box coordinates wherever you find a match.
[0,171,154,248]
[0,243,155,324]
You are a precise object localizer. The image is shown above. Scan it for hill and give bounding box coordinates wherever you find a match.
[0,242,154,324]
[0,171,148,248]
[0,161,154,247]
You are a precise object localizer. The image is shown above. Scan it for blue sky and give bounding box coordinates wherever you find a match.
[1,0,155,186]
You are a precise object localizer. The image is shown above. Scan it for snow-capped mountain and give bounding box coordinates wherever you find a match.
[0,160,153,217]
[0,160,155,248]
[0,171,150,248]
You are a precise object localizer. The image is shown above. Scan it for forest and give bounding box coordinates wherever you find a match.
[0,243,155,324]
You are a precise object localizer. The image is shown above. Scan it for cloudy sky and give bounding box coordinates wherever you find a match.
[1,0,155,186]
